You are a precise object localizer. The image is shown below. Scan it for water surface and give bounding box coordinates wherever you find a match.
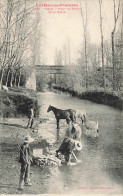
[36,91,123,194]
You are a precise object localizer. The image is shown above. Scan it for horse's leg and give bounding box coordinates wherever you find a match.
[70,113,76,123]
[81,117,84,125]
[74,115,76,123]
[66,118,70,125]
[95,129,99,137]
[56,118,60,129]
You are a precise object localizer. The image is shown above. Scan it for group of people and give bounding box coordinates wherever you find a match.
[18,106,82,191]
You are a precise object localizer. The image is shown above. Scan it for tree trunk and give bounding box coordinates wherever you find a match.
[0,68,4,85]
[101,35,105,90]
[17,70,21,87]
[80,0,88,89]
[10,70,14,87]
[5,68,10,87]
[111,31,116,91]
[85,43,88,89]
[14,70,17,87]
[99,0,106,90]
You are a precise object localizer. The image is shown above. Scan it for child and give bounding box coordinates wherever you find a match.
[19,135,34,190]
[56,137,82,166]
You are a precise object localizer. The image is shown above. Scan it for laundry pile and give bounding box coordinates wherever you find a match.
[32,149,62,167]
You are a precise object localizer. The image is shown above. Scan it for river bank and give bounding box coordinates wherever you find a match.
[53,86,123,110]
[0,87,38,118]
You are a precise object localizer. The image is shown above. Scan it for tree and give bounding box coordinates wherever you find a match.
[98,0,105,90]
[111,0,121,90]
[61,39,72,66]
[54,49,63,65]
[0,0,41,88]
[80,0,88,88]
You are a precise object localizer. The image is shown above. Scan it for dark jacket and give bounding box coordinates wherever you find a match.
[58,137,75,155]
[19,143,32,165]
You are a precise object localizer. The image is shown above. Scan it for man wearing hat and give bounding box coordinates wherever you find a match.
[19,135,34,190]
[56,137,82,166]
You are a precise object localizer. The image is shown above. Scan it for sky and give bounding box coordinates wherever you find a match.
[32,0,121,65]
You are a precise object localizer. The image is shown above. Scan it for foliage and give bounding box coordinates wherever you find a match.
[0,88,38,117]
[36,70,50,91]
[53,86,123,110]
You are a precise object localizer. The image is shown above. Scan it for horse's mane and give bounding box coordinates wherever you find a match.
[50,105,56,109]
[49,105,58,111]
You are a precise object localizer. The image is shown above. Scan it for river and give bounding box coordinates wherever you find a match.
[36,90,123,194]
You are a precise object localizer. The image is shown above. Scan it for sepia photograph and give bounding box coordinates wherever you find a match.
[0,0,123,195]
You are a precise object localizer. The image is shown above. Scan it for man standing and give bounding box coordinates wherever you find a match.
[56,137,82,166]
[27,106,34,128]
[19,135,34,190]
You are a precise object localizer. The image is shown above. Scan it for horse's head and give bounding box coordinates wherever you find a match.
[47,105,52,112]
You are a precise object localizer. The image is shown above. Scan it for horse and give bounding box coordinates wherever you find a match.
[47,105,76,128]
[74,109,86,124]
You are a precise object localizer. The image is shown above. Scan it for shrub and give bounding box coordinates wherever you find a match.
[0,89,38,118]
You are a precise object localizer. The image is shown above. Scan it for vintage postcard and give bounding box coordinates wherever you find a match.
[0,0,123,195]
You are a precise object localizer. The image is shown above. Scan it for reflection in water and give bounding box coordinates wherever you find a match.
[56,126,73,143]
[48,167,65,194]
[56,128,60,141]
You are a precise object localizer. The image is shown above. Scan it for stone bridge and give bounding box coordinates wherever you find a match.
[26,65,74,90]
[36,65,72,74]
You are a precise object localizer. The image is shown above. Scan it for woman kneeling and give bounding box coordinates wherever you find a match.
[56,137,82,166]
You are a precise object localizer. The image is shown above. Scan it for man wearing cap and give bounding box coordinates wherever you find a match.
[56,137,82,166]
[19,135,34,190]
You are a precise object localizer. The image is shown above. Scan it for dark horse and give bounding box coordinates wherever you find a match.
[47,105,76,128]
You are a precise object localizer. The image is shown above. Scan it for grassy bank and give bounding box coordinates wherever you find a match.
[53,86,123,110]
[0,87,38,118]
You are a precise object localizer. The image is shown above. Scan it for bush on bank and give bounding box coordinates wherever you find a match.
[53,86,123,110]
[0,87,38,118]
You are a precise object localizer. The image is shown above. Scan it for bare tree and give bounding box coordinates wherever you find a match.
[121,3,123,91]
[62,44,67,65]
[98,0,105,90]
[111,0,121,90]
[0,0,13,85]
[30,11,42,66]
[0,0,41,87]
[54,49,63,65]
[80,0,88,88]
[104,41,112,68]
[67,38,71,66]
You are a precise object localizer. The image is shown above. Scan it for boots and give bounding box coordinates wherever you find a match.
[24,182,32,186]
